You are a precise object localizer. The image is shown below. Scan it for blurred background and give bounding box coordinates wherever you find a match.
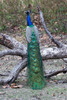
[0,0,67,34]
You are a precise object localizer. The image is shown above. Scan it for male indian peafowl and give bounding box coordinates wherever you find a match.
[26,11,46,89]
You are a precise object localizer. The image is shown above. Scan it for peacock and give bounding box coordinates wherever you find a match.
[26,11,46,89]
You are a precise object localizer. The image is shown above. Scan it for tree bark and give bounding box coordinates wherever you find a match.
[41,46,67,60]
[45,67,67,78]
[0,49,27,58]
[37,6,65,48]
[0,34,67,84]
[0,46,67,60]
[0,33,67,59]
[0,33,27,53]
[0,59,27,85]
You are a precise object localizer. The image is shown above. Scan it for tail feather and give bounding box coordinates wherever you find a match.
[27,26,46,89]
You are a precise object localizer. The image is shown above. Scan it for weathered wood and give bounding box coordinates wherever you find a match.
[0,46,67,59]
[0,49,27,58]
[41,46,67,60]
[45,67,67,78]
[37,6,64,48]
[0,33,27,53]
[0,58,27,84]
[0,57,66,84]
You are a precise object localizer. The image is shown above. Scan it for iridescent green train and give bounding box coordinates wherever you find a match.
[27,28,46,89]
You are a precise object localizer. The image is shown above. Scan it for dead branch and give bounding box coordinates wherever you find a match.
[0,58,27,85]
[0,33,27,53]
[37,6,64,48]
[0,57,66,84]
[0,49,27,58]
[0,74,9,76]
[45,67,67,78]
[0,33,67,60]
[41,46,67,60]
[0,46,67,59]
[0,33,14,49]
[63,58,67,63]
[57,80,67,83]
[0,61,66,84]
[0,53,67,84]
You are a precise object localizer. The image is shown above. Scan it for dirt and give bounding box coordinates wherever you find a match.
[0,83,67,100]
[0,33,67,100]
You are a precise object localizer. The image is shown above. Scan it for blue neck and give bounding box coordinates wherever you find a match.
[27,13,33,26]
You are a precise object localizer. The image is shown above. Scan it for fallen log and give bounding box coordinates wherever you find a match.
[0,47,67,60]
[37,6,65,48]
[45,67,67,78]
[0,33,27,53]
[0,59,27,85]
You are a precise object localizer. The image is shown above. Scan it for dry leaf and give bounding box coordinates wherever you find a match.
[11,83,16,86]
[54,80,58,82]
[62,32,65,35]
[53,93,55,96]
[0,35,3,39]
[2,84,10,89]
[10,85,23,89]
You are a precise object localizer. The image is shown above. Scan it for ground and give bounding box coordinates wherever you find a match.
[0,32,67,100]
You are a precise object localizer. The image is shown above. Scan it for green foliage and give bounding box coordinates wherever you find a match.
[0,25,7,31]
[0,0,26,32]
[0,0,66,34]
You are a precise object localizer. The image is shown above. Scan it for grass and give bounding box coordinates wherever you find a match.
[0,0,67,34]
[0,83,67,100]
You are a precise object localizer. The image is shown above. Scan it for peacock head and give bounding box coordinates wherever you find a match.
[25,10,33,26]
[25,11,29,15]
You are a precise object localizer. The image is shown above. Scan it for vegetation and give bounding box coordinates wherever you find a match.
[0,0,67,34]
